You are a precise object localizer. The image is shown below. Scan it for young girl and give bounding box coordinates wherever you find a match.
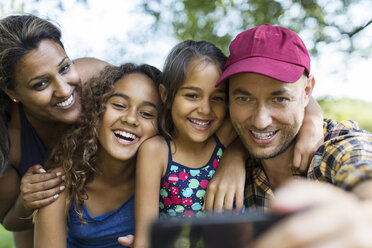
[34,63,161,248]
[132,40,324,248]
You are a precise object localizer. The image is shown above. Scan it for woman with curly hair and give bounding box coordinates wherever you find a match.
[34,63,161,248]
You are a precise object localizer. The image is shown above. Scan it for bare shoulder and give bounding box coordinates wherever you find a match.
[73,57,111,85]
[139,135,168,153]
[137,136,168,177]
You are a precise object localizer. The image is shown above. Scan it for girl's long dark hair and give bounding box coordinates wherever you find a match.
[44,63,161,222]
[159,40,227,140]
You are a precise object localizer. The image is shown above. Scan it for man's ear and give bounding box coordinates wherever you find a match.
[304,75,315,105]
[159,84,168,104]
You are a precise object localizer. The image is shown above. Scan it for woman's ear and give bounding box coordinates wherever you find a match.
[159,84,168,104]
[3,88,19,103]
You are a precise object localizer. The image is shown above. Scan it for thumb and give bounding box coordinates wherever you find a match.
[118,235,134,247]
[26,164,46,174]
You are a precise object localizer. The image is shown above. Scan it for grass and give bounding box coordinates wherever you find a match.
[0,225,14,248]
[318,97,372,133]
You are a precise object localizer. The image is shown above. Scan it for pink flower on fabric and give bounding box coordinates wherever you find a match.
[213,158,219,169]
[200,180,209,189]
[179,171,189,181]
[168,174,179,183]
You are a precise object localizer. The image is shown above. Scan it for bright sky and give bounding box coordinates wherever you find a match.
[2,0,372,102]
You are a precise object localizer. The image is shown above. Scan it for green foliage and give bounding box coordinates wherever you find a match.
[318,97,372,133]
[0,225,14,248]
[140,0,372,56]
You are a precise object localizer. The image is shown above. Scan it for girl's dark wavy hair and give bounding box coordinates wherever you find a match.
[159,40,227,140]
[0,14,63,175]
[44,63,161,223]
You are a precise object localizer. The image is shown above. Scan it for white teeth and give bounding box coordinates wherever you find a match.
[56,95,73,107]
[189,119,210,127]
[251,131,276,139]
[114,130,138,141]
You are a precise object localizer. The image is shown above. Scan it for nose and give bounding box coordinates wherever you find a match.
[53,76,71,98]
[121,107,139,126]
[251,104,272,130]
[198,98,211,115]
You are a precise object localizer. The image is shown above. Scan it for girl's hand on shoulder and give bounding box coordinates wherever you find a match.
[20,164,65,211]
[292,97,324,173]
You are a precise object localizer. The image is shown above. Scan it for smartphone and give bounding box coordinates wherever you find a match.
[150,211,286,248]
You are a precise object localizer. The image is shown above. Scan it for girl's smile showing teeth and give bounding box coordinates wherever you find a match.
[188,118,212,130]
[55,94,74,108]
[113,130,139,144]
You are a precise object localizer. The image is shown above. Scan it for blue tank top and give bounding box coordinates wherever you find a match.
[159,134,225,218]
[67,195,135,248]
[18,104,49,176]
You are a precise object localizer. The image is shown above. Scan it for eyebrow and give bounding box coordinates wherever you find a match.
[179,86,200,91]
[270,89,291,96]
[231,88,251,96]
[27,56,69,85]
[180,86,226,94]
[111,93,157,109]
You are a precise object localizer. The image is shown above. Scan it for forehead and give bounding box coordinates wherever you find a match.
[183,59,226,91]
[15,39,67,83]
[113,73,158,103]
[229,73,301,95]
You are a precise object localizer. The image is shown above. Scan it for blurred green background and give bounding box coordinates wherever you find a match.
[0,225,13,248]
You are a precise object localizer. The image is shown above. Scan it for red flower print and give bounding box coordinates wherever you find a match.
[163,198,172,206]
[182,198,193,206]
[170,186,179,195]
[168,174,179,183]
[162,181,169,189]
[179,171,189,181]
[200,180,209,189]
[213,158,219,169]
[184,210,194,218]
[171,195,182,204]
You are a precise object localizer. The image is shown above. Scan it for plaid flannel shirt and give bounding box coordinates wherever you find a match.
[244,119,372,212]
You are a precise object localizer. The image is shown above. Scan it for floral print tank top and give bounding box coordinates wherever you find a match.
[159,134,225,218]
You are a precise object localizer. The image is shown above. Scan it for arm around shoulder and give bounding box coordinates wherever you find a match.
[73,57,111,86]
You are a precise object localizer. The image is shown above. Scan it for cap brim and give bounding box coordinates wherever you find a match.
[216,57,305,86]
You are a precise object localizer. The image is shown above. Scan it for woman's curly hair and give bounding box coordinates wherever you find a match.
[44,63,161,223]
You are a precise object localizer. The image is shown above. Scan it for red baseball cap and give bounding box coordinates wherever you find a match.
[216,24,310,86]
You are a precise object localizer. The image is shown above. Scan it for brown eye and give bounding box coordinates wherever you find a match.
[32,81,49,90]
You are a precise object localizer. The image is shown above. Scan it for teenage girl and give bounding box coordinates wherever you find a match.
[34,63,161,248]
[131,40,324,248]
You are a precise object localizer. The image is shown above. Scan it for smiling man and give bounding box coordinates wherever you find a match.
[216,24,372,247]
